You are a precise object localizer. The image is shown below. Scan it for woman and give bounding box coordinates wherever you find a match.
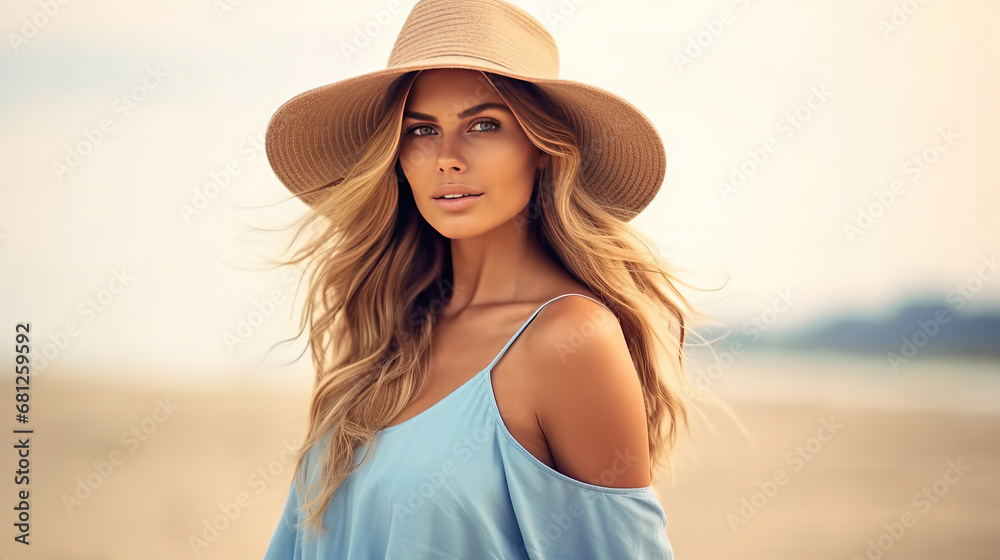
[262,0,710,558]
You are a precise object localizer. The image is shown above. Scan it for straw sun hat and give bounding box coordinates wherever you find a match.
[264,0,667,222]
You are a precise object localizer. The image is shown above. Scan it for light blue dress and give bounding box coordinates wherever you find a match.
[262,293,674,559]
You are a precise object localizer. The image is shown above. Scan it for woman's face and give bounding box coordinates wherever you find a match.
[398,69,545,239]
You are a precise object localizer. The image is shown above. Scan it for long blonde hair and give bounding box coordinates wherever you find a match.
[270,70,717,533]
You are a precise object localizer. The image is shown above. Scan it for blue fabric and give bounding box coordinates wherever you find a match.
[262,293,674,559]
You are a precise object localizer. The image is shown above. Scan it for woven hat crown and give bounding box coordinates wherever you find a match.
[387,0,559,79]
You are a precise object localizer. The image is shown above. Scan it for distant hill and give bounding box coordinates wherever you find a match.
[690,302,1000,360]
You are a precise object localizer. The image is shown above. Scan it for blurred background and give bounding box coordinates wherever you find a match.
[1,0,998,558]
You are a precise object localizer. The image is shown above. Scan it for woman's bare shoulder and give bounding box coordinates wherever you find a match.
[519,293,650,488]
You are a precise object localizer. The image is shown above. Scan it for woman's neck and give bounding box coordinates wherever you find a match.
[443,219,565,316]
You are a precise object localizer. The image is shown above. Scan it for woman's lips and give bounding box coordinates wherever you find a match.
[433,193,483,210]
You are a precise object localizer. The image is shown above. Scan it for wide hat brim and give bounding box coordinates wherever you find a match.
[265,12,666,223]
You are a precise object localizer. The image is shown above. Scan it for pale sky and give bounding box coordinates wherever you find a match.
[1,0,997,379]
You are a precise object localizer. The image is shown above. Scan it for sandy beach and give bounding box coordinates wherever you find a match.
[2,350,997,560]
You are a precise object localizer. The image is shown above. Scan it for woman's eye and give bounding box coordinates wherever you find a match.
[472,120,499,132]
[410,125,435,137]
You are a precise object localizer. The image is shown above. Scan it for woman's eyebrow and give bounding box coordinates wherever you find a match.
[403,102,513,122]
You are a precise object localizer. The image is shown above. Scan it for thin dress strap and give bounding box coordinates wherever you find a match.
[484,293,610,372]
